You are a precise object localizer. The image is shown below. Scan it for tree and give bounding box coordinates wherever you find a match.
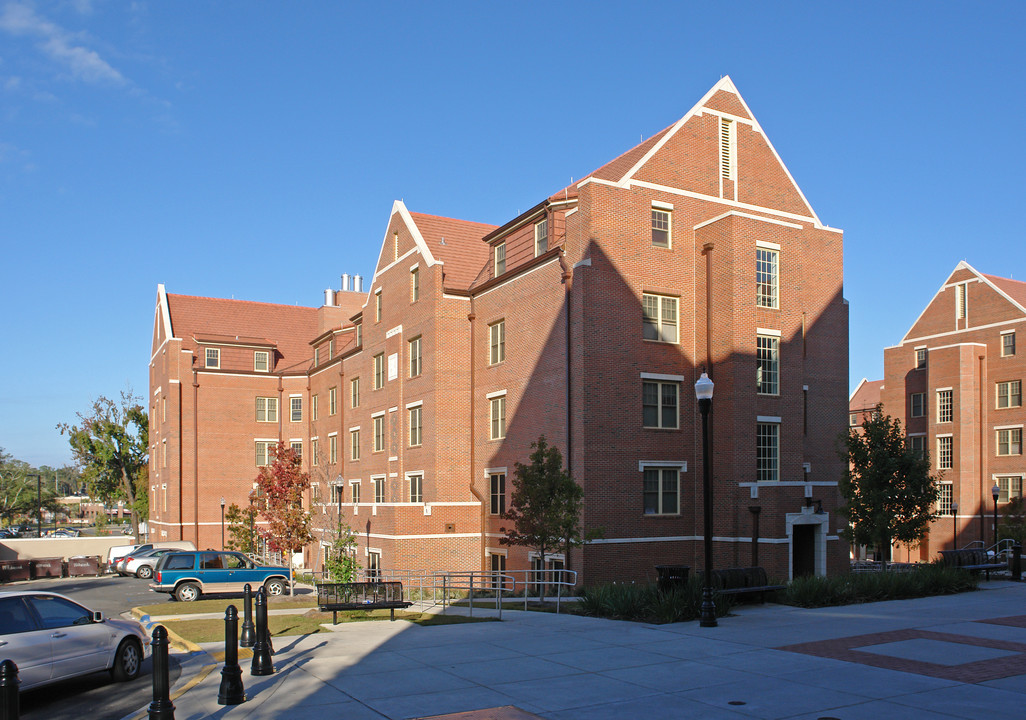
[224,503,259,554]
[840,406,939,568]
[58,392,148,537]
[324,520,361,583]
[999,497,1026,547]
[253,442,313,568]
[0,447,62,529]
[501,436,583,600]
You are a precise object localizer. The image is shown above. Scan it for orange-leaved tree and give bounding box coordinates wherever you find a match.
[254,442,313,573]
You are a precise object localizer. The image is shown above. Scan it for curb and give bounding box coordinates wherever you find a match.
[130,607,203,652]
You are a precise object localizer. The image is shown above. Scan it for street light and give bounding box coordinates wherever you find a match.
[951,501,958,550]
[695,372,716,628]
[220,497,226,550]
[992,484,1001,552]
[29,474,41,538]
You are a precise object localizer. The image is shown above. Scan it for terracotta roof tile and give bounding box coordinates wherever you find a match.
[850,379,884,411]
[984,274,1026,310]
[410,212,497,292]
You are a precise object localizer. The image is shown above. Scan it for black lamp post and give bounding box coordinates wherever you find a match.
[992,484,1001,552]
[695,372,717,628]
[951,501,958,550]
[28,474,41,538]
[220,497,226,550]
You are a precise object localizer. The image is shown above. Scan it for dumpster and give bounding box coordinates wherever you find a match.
[30,557,64,579]
[68,556,100,577]
[0,560,31,583]
[655,564,690,593]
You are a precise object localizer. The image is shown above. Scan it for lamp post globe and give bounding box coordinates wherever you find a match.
[992,484,1001,552]
[951,501,958,550]
[695,372,717,628]
[220,497,226,550]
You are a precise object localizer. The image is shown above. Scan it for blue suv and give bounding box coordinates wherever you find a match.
[149,551,291,602]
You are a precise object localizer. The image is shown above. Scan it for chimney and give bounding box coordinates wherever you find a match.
[341,273,350,292]
[354,275,364,293]
[323,289,334,306]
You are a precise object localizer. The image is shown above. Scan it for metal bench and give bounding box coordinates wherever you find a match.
[938,549,1006,579]
[700,567,786,603]
[315,580,412,624]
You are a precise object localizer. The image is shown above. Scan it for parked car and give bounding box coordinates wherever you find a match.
[0,590,149,691]
[106,541,194,574]
[149,551,291,602]
[117,548,177,579]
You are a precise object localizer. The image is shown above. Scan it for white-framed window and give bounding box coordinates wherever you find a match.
[489,552,507,589]
[489,472,505,515]
[489,320,505,365]
[409,406,422,447]
[937,389,953,423]
[756,335,779,395]
[350,429,360,461]
[351,377,360,408]
[254,441,276,467]
[916,348,927,369]
[535,218,548,256]
[937,436,953,470]
[997,476,1023,503]
[720,116,736,180]
[205,348,220,369]
[408,473,423,503]
[311,438,319,466]
[329,338,334,358]
[314,347,321,366]
[490,395,506,440]
[910,393,926,418]
[367,550,380,579]
[356,323,362,346]
[956,283,968,320]
[373,416,384,452]
[329,483,343,505]
[642,381,679,429]
[849,413,858,427]
[642,293,678,343]
[254,351,269,372]
[938,483,953,516]
[329,387,337,415]
[311,394,319,421]
[651,208,670,248]
[290,397,302,423]
[350,481,361,504]
[329,435,337,464]
[410,267,420,302]
[373,476,385,504]
[756,423,779,481]
[409,336,422,377]
[908,435,926,459]
[256,397,278,423]
[1002,332,1016,357]
[375,290,382,323]
[374,353,384,389]
[756,248,778,309]
[495,242,506,275]
[997,428,1022,456]
[643,467,679,515]
[290,441,302,460]
[997,380,1022,409]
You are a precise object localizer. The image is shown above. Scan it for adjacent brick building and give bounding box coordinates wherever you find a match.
[149,77,849,584]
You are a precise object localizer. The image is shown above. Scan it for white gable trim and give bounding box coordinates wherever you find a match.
[369,201,441,291]
[156,284,174,340]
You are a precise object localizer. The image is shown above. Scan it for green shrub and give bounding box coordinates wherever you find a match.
[577,577,733,624]
[783,563,977,608]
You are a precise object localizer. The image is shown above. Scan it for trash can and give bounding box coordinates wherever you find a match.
[68,556,100,577]
[655,565,690,592]
[30,557,64,579]
[0,560,31,583]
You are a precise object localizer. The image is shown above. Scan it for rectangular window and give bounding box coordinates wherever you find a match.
[756,335,779,395]
[642,467,679,515]
[495,242,506,275]
[938,483,953,516]
[256,397,278,423]
[998,476,1023,503]
[350,482,360,505]
[1003,332,1016,357]
[756,248,779,309]
[329,435,337,464]
[997,380,1022,409]
[642,294,678,343]
[373,416,384,452]
[756,423,780,482]
[910,393,926,418]
[720,117,736,180]
[375,291,382,323]
[535,218,548,256]
[916,348,927,369]
[642,381,679,429]
[311,438,319,466]
[374,353,384,389]
[290,441,302,460]
[909,435,926,459]
[254,351,269,372]
[374,477,385,504]
[367,551,380,579]
[937,436,953,470]
[356,323,362,346]
[409,474,423,503]
[351,378,360,408]
[314,347,321,366]
[937,390,953,423]
[311,394,319,421]
[409,336,422,377]
[997,428,1022,456]
[255,441,275,467]
[329,387,337,416]
[350,430,360,461]
[849,413,858,427]
[290,397,302,423]
[409,406,422,447]
[956,284,967,320]
[329,484,342,505]
[489,553,507,589]
[329,338,334,358]
[489,320,505,365]
[651,208,670,248]
[410,267,420,302]
[205,348,220,369]
[490,396,506,440]
[489,472,505,515]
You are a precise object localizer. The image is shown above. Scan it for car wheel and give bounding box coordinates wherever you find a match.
[136,565,153,579]
[264,578,286,596]
[176,582,201,602]
[111,638,143,682]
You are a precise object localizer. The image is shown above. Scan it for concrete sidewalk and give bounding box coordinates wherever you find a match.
[123,580,1026,719]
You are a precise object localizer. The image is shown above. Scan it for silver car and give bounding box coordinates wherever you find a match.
[119,548,177,579]
[0,591,150,691]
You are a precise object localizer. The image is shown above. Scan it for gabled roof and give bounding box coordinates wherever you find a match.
[849,378,884,409]
[410,212,496,292]
[982,273,1026,311]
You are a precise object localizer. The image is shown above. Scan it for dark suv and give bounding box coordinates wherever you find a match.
[149,551,291,602]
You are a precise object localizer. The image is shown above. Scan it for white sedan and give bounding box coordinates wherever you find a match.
[0,591,150,691]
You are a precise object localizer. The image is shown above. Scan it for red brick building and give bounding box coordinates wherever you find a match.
[880,261,1025,562]
[149,77,849,583]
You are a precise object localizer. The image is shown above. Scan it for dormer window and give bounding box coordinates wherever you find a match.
[535,219,548,256]
[495,242,506,276]
[205,348,220,369]
[254,351,269,372]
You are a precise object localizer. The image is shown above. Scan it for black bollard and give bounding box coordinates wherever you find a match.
[218,605,246,705]
[1012,544,1022,582]
[250,588,275,676]
[240,583,255,648]
[0,659,19,720]
[148,626,175,720]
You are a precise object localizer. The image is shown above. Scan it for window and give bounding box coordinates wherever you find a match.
[290,397,302,423]
[329,435,337,464]
[409,474,423,503]
[909,435,926,459]
[938,483,953,516]
[373,416,384,452]
[997,380,1022,409]
[916,348,927,369]
[410,267,420,302]
[373,477,385,504]
[937,436,953,470]
[937,390,953,423]
[1003,332,1016,357]
[311,438,319,466]
[254,351,269,372]
[375,291,382,323]
[642,381,679,429]
[720,117,736,180]
[367,551,380,579]
[205,348,220,369]
[350,482,361,504]
[255,441,276,466]
[997,428,1022,456]
[329,484,342,504]
[756,423,779,482]
[489,553,507,589]
[350,429,360,461]
[489,320,505,364]
[489,472,505,515]
[955,283,967,320]
[409,336,422,377]
[651,208,670,248]
[756,335,779,395]
[311,394,319,421]
[642,294,678,343]
[997,476,1023,503]
[351,378,360,408]
[329,338,334,358]
[849,413,858,427]
[535,218,548,256]
[494,242,506,275]
[910,393,926,418]
[756,248,778,309]
[409,406,422,446]
[256,397,278,423]
[356,323,362,346]
[314,347,321,366]
[490,396,506,440]
[374,353,384,389]
[643,467,679,515]
[329,387,337,415]
[290,441,302,460]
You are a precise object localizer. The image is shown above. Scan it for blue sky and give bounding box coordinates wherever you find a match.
[1,1,1023,467]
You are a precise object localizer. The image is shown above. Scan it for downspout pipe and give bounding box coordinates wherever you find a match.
[467,298,486,572]
[192,368,200,546]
